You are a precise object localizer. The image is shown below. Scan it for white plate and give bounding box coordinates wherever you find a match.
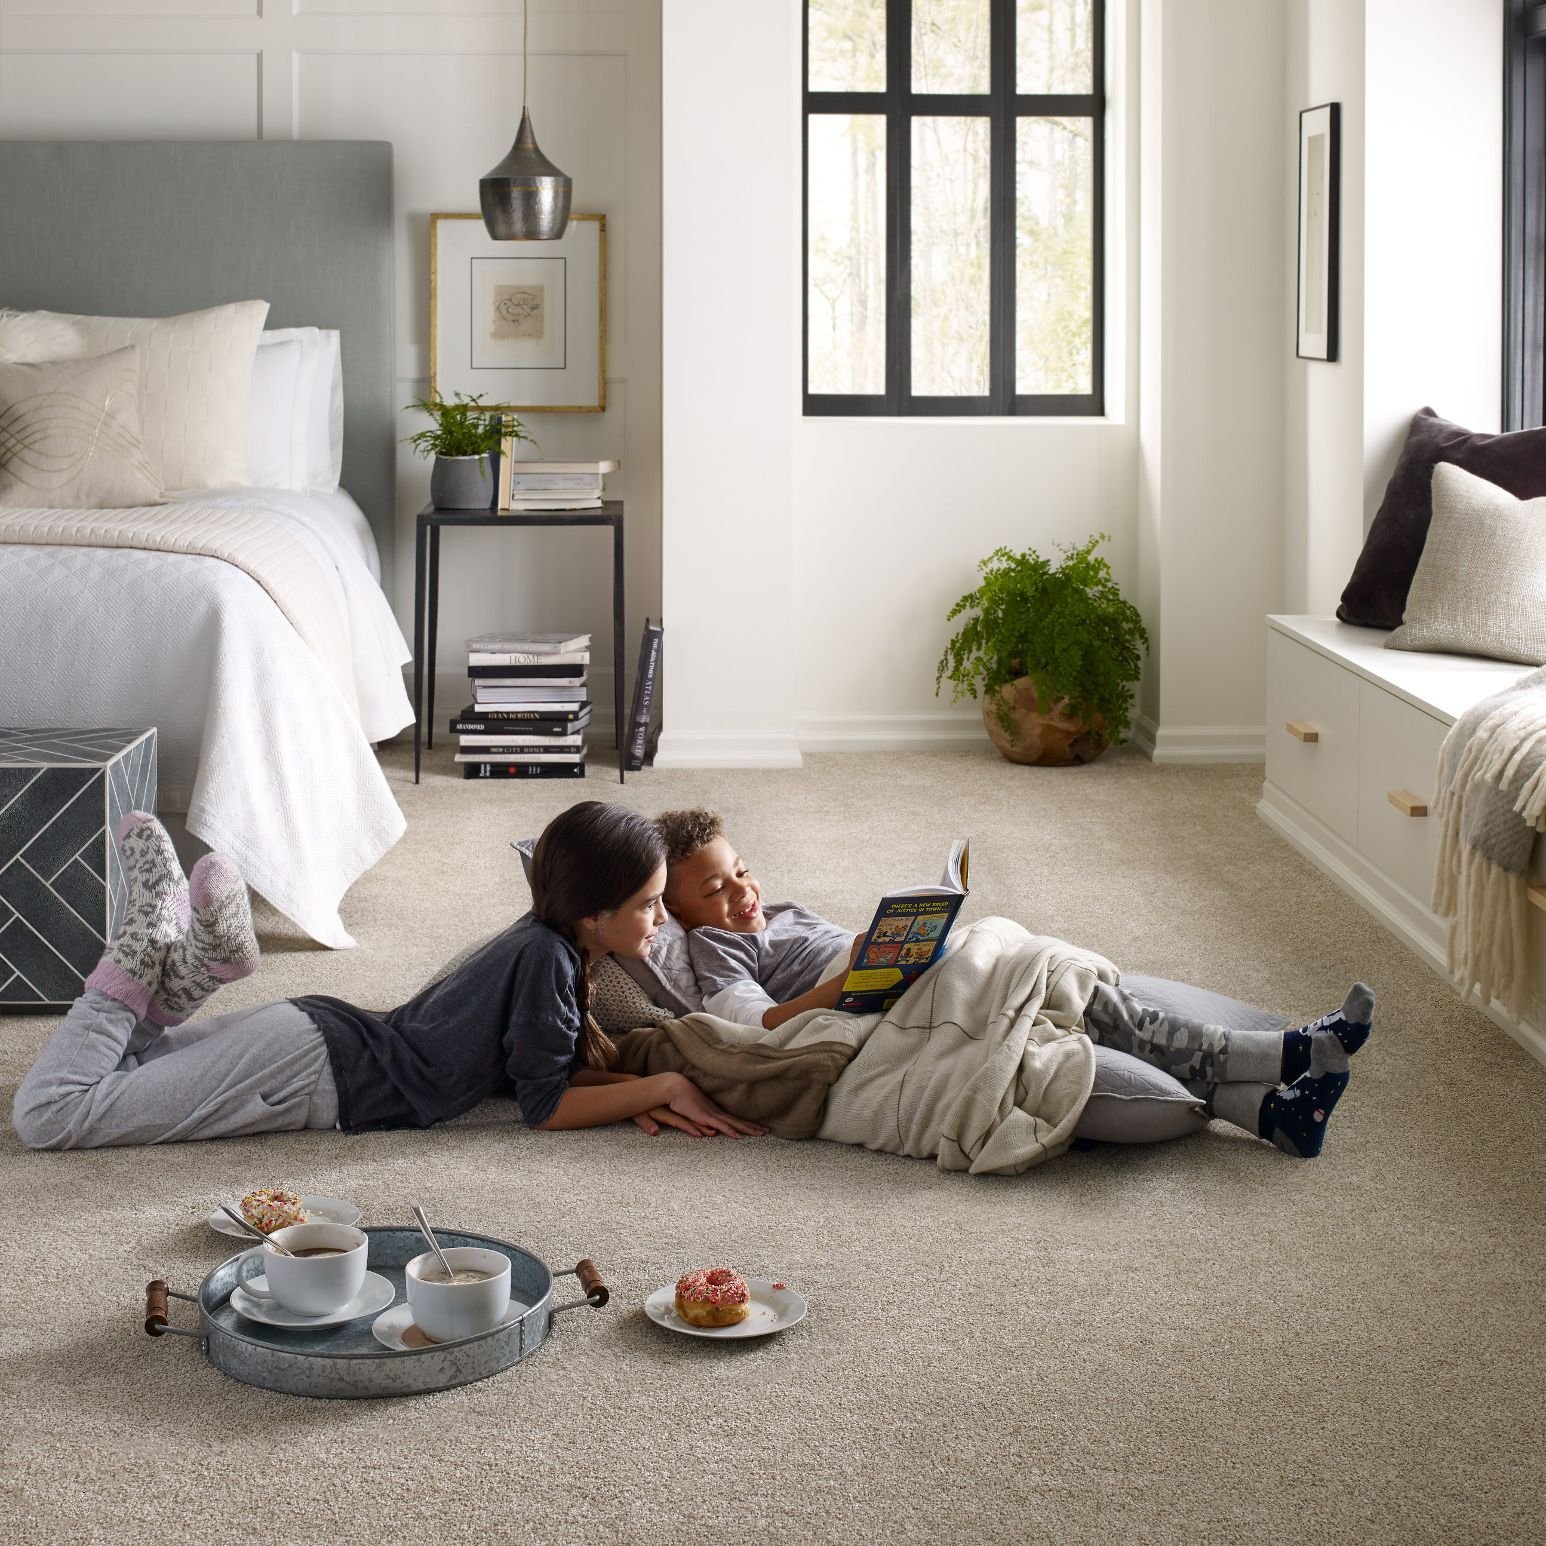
[208,1194,362,1237]
[369,1300,528,1353]
[228,1269,395,1329]
[644,1278,807,1340]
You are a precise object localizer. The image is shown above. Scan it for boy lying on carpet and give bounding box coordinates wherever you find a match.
[652,807,1373,1161]
[11,804,764,1149]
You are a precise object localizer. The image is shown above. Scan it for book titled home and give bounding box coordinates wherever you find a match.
[625,617,663,773]
[834,839,970,1013]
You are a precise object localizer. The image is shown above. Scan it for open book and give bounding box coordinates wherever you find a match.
[834,839,970,1013]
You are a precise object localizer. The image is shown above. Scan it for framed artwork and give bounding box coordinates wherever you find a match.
[1296,103,1340,361]
[430,212,605,412]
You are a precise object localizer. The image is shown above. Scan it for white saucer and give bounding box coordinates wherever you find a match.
[228,1270,395,1329]
[644,1278,808,1340]
[369,1300,527,1352]
[209,1194,362,1237]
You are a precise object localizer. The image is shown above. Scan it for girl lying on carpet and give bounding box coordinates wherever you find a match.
[651,807,1374,1161]
[11,803,765,1148]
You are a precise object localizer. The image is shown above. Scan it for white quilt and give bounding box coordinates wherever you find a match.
[0,488,413,948]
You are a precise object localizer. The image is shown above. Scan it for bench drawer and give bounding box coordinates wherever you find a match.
[1266,631,1360,843]
[1356,682,1448,907]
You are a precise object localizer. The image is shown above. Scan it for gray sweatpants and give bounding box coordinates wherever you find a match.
[12,990,339,1149]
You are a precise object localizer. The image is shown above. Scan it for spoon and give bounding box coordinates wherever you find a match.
[412,1205,457,1283]
[220,1205,296,1256]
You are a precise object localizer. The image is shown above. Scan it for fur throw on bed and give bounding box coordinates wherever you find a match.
[0,309,82,364]
[1433,665,1546,1016]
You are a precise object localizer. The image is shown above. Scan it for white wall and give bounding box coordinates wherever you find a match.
[0,0,662,737]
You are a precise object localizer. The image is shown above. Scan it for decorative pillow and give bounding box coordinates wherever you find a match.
[512,836,701,1015]
[1386,464,1546,665]
[590,955,677,1033]
[248,335,305,489]
[33,299,269,492]
[0,308,83,364]
[261,325,343,492]
[1075,1045,1208,1144]
[0,348,163,508]
[1338,408,1546,630]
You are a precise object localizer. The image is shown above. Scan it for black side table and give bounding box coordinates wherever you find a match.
[412,502,625,784]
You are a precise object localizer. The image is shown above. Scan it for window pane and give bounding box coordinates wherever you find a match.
[1017,0,1093,94]
[808,0,887,92]
[913,0,990,94]
[808,115,888,395]
[911,116,990,396]
[1016,116,1093,395]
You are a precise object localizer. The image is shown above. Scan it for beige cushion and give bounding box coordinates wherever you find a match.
[1387,463,1546,666]
[31,300,269,491]
[0,349,163,508]
[589,955,676,1034]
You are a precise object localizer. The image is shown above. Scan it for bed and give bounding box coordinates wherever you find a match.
[0,141,412,948]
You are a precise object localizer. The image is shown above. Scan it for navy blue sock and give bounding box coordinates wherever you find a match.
[1258,1069,1350,1159]
[1280,983,1376,1083]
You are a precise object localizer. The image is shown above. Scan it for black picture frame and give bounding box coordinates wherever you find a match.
[1296,102,1340,362]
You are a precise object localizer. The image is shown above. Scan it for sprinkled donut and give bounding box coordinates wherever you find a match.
[674,1266,750,1328]
[240,1188,307,1234]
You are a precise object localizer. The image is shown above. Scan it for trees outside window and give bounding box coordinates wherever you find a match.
[804,0,1104,417]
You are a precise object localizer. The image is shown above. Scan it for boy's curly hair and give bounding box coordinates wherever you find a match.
[654,807,723,866]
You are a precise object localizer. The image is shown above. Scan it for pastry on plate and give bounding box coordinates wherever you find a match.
[240,1188,307,1234]
[674,1266,750,1327]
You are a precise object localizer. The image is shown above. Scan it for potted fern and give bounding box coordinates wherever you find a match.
[935,534,1149,765]
[403,391,533,509]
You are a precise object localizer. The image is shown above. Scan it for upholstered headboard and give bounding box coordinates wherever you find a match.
[0,139,397,589]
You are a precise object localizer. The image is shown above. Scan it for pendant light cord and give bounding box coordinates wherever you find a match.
[522,2,529,114]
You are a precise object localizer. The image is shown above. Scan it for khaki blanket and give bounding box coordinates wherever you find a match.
[0,502,358,716]
[617,918,1116,1175]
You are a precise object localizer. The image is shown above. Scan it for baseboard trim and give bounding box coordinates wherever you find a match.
[652,732,804,769]
[794,710,988,752]
[1258,781,1546,1072]
[1147,721,1265,764]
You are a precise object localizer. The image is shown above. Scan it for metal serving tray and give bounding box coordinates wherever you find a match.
[145,1226,607,1399]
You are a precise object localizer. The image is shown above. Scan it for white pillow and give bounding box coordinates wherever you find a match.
[261,325,343,492]
[32,300,269,491]
[0,309,83,364]
[248,335,304,489]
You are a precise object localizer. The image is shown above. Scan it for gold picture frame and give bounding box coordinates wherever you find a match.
[429,212,606,413]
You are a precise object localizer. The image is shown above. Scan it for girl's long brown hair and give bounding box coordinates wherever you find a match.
[528,800,665,1069]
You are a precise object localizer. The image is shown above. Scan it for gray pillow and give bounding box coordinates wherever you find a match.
[1387,463,1546,665]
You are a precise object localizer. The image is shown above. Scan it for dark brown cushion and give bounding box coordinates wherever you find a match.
[1337,408,1546,629]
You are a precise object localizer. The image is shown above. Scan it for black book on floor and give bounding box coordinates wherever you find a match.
[451,704,591,733]
[463,761,587,780]
[625,617,663,773]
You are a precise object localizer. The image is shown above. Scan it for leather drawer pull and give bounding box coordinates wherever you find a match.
[1286,721,1319,743]
[1387,789,1428,817]
[1529,886,1546,913]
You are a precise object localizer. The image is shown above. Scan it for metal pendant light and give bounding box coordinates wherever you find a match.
[480,3,572,241]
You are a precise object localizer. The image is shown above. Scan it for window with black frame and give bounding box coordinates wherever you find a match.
[1504,0,1546,429]
[803,0,1104,417]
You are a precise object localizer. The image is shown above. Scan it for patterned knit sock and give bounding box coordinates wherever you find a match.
[1257,1069,1351,1159]
[83,812,189,1019]
[147,853,260,1026]
[1279,983,1376,1083]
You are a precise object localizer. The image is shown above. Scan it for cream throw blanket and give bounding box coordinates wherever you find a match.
[0,503,359,717]
[628,919,1115,1175]
[1433,665,1546,1016]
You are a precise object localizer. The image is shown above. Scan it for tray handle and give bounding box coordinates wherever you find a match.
[144,1278,203,1338]
[552,1257,609,1315]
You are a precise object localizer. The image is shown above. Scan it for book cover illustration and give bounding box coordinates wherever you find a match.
[834,838,969,1013]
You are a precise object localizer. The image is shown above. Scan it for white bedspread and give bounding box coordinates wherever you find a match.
[0,488,413,948]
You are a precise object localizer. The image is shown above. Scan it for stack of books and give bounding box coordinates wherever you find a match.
[455,631,592,780]
[496,456,619,512]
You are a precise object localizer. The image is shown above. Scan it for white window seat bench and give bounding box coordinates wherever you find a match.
[1259,614,1546,1070]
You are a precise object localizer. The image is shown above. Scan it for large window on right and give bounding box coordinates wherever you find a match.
[1505,0,1546,428]
[803,0,1105,417]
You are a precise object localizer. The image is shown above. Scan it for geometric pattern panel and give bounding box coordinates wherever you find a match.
[0,726,156,1009]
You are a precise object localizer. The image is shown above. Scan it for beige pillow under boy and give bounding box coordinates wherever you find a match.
[1387,463,1546,666]
[31,299,269,492]
[0,348,163,508]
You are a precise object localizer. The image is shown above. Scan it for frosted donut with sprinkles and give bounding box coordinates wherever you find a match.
[240,1188,307,1234]
[674,1266,750,1328]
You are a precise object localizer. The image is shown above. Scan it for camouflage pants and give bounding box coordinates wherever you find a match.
[1082,980,1283,1089]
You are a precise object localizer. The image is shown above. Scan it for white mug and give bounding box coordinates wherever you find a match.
[237,1222,368,1316]
[406,1247,512,1343]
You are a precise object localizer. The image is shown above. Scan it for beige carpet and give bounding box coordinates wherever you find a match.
[3,743,1544,1546]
